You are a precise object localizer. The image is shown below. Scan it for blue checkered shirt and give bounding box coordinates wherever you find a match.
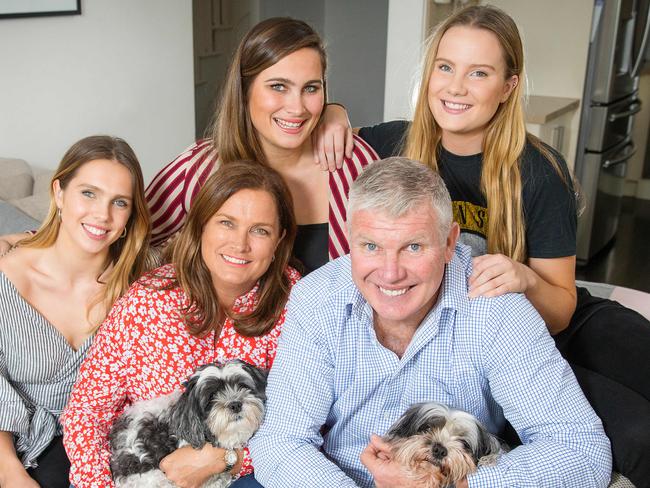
[250,245,611,487]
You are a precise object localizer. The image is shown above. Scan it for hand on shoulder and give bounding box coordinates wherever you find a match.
[469,253,535,298]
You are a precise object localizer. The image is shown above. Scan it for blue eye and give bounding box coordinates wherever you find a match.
[471,70,487,78]
[113,199,129,208]
[82,190,95,198]
[220,220,233,228]
[365,243,377,252]
[408,243,421,252]
[252,227,270,236]
[304,85,320,93]
[438,64,452,72]
[270,83,286,92]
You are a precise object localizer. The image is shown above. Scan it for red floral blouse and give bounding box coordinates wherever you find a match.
[62,263,300,488]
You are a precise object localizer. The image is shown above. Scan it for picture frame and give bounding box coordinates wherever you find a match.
[0,0,81,19]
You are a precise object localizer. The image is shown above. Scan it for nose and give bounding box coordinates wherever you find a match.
[285,89,305,115]
[447,72,467,97]
[431,442,448,460]
[379,251,406,283]
[228,401,242,414]
[94,199,111,222]
[231,228,251,252]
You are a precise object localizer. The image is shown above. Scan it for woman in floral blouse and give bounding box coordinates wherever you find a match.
[62,160,299,488]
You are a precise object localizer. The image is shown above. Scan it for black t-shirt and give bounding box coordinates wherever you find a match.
[293,223,328,275]
[359,121,577,258]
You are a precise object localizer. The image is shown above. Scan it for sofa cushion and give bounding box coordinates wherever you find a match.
[0,201,39,235]
[10,193,51,223]
[0,158,34,201]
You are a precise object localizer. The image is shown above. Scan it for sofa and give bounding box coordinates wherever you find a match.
[0,157,53,234]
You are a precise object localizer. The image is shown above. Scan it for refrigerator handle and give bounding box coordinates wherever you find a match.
[632,8,650,77]
[603,141,636,169]
[608,99,642,121]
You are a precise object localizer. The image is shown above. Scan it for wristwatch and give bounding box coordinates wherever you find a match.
[223,448,238,473]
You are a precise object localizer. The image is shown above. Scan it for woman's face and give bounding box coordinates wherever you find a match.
[427,26,518,153]
[201,188,284,304]
[248,47,325,156]
[54,158,133,257]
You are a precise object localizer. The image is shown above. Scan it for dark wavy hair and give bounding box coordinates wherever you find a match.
[169,160,296,337]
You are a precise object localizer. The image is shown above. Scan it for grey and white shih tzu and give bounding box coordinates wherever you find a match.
[384,402,504,488]
[109,360,267,488]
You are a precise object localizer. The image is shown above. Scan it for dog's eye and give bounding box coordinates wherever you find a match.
[460,439,471,451]
[237,382,251,390]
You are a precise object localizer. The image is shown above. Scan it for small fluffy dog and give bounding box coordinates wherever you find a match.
[109,360,267,488]
[384,402,503,488]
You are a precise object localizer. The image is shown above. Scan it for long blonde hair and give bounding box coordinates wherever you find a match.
[19,135,151,324]
[404,5,564,262]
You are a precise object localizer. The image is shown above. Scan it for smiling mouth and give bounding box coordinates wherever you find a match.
[274,117,306,131]
[221,254,250,265]
[442,100,471,111]
[378,286,410,297]
[82,223,108,237]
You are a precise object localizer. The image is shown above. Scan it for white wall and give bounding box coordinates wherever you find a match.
[487,0,593,170]
[324,0,388,127]
[0,0,194,183]
[383,0,428,121]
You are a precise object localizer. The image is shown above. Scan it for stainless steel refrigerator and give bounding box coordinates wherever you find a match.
[575,0,650,264]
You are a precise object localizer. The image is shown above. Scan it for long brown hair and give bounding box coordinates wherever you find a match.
[404,5,565,262]
[211,17,327,166]
[170,160,296,337]
[19,135,151,323]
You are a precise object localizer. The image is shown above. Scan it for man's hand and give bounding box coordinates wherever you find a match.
[360,434,419,488]
[312,103,354,171]
[159,444,228,488]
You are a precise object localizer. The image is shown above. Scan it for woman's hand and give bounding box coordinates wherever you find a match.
[159,444,240,488]
[312,103,354,171]
[469,253,535,298]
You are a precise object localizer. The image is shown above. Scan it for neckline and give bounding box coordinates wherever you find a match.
[0,272,94,353]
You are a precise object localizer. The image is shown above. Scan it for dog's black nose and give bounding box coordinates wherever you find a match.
[228,401,242,414]
[431,442,448,460]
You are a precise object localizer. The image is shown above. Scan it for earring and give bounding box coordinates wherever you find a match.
[271,254,275,262]
[121,227,127,238]
[57,208,62,221]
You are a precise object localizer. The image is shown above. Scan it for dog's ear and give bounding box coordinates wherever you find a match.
[169,376,214,449]
[240,361,268,395]
[386,404,435,439]
[474,423,502,462]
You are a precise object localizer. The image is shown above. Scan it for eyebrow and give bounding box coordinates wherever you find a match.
[215,212,277,228]
[76,183,132,200]
[435,57,497,71]
[264,77,323,86]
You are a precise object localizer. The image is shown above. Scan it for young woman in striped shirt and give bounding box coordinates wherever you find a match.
[0,136,150,488]
[145,17,378,274]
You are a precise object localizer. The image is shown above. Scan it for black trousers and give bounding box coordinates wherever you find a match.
[554,287,650,488]
[26,435,70,488]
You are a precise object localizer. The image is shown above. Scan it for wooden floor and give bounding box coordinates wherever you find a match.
[576,197,650,292]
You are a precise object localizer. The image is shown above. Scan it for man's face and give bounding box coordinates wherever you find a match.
[350,203,459,331]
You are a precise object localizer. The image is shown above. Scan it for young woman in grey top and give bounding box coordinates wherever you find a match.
[0,136,150,488]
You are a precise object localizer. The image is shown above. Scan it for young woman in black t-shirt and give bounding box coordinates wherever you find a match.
[320,5,650,485]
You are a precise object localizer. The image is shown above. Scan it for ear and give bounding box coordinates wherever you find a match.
[52,179,64,209]
[169,377,215,448]
[240,361,268,396]
[500,75,518,103]
[474,424,502,461]
[444,222,460,263]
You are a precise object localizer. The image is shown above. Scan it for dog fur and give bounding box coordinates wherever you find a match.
[384,402,503,488]
[109,360,267,488]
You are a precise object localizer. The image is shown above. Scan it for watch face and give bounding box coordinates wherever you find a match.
[225,449,238,465]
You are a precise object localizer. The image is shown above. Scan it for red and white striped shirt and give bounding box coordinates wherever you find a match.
[145,136,379,258]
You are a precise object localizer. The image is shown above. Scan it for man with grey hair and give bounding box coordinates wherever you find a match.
[249,158,611,488]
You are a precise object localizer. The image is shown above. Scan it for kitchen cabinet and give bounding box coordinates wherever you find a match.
[525,95,579,160]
